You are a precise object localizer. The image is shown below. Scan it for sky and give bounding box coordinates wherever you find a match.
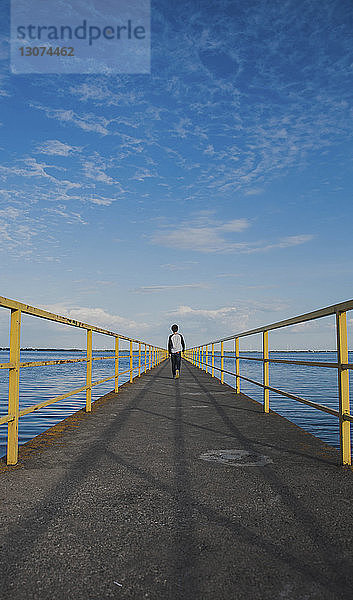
[0,0,353,350]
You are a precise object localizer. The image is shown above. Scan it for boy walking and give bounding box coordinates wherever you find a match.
[168,324,185,379]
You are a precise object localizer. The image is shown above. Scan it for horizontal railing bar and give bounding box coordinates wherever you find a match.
[268,358,338,368]
[265,384,340,417]
[343,414,353,423]
[238,356,340,369]
[17,364,149,418]
[20,358,88,368]
[189,356,353,371]
[191,359,341,418]
[19,385,88,417]
[187,298,353,346]
[0,295,164,349]
[18,355,147,368]
[0,362,14,369]
[0,414,13,425]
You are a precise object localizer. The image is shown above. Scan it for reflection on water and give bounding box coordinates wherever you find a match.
[0,351,352,457]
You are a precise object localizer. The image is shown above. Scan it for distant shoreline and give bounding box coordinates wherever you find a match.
[0,348,339,353]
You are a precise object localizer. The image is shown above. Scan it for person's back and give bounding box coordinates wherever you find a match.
[168,324,185,378]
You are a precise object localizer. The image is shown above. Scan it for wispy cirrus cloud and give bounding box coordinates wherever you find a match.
[31,104,112,135]
[132,283,209,293]
[88,197,114,206]
[35,140,81,156]
[0,157,80,190]
[81,154,117,185]
[160,261,199,271]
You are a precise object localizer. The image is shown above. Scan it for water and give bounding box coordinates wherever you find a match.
[0,350,139,458]
[216,351,353,450]
[0,350,352,458]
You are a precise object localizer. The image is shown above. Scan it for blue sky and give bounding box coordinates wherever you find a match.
[0,0,353,349]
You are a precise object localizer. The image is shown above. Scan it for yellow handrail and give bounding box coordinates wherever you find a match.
[0,295,168,465]
[185,298,353,466]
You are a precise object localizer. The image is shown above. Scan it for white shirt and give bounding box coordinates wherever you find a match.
[169,333,183,353]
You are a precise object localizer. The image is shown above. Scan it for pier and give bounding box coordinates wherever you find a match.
[1,358,353,599]
[1,296,353,599]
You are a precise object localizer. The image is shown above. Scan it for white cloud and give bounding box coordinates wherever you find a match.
[82,157,115,185]
[31,104,111,135]
[0,157,80,190]
[0,206,43,259]
[44,207,88,225]
[169,299,290,343]
[152,215,313,254]
[160,261,198,271]
[68,82,144,107]
[244,235,315,254]
[152,216,250,253]
[89,198,114,206]
[35,140,81,156]
[41,304,149,333]
[133,283,208,293]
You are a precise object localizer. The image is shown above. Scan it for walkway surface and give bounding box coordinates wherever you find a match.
[1,360,353,600]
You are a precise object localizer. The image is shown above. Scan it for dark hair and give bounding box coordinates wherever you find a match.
[171,324,178,332]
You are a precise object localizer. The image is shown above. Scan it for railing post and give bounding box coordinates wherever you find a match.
[138,342,141,376]
[212,343,214,377]
[336,311,351,465]
[115,336,119,393]
[235,338,240,393]
[145,344,147,373]
[149,345,151,370]
[221,341,224,383]
[206,345,208,373]
[7,308,21,465]
[86,329,92,413]
[130,340,133,383]
[263,331,269,413]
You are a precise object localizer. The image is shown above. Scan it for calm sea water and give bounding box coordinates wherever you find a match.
[0,350,135,458]
[0,350,352,457]
[219,351,353,451]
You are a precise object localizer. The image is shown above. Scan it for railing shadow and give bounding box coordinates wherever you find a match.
[184,361,352,597]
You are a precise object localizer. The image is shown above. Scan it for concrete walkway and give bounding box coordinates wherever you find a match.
[1,359,353,599]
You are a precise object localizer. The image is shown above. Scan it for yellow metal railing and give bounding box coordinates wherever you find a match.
[185,299,353,466]
[0,296,168,465]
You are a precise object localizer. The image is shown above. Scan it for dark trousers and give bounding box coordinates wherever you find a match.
[170,352,181,376]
